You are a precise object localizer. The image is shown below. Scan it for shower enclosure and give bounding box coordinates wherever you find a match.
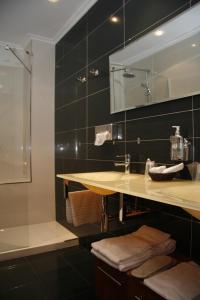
[0,44,31,184]
[0,43,78,260]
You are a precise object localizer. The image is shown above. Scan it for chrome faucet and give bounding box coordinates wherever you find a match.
[114,154,131,174]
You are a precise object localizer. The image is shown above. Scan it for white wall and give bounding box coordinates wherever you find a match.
[0,39,55,228]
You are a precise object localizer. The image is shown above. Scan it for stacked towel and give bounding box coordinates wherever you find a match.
[91,225,176,272]
[144,261,200,300]
[66,190,102,227]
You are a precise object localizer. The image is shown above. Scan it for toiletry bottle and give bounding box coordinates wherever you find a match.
[170,126,184,161]
[145,158,155,179]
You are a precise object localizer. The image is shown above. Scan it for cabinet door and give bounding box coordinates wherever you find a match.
[95,265,123,300]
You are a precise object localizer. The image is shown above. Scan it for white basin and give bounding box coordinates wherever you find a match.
[70,171,137,195]
[70,171,135,182]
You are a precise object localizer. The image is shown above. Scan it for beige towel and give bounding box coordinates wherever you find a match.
[129,256,176,279]
[144,261,200,300]
[68,190,102,227]
[91,239,176,272]
[92,226,170,265]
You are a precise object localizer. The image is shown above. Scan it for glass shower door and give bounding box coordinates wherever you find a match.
[0,44,31,184]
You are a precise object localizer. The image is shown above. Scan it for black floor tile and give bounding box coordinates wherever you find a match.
[0,281,49,300]
[0,258,37,292]
[27,250,69,274]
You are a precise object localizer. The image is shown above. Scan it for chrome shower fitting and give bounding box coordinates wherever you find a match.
[89,69,100,77]
[77,76,87,83]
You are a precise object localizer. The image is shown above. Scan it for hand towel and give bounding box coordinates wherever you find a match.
[144,261,200,300]
[92,226,170,265]
[91,238,176,272]
[129,256,176,279]
[149,166,166,173]
[162,163,184,174]
[68,190,102,227]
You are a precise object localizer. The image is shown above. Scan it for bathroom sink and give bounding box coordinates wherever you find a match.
[69,172,137,195]
[70,172,134,182]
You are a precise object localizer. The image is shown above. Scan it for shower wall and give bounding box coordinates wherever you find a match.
[0,39,55,228]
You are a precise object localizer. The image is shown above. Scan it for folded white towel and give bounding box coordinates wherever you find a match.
[162,163,184,174]
[149,166,166,173]
[144,261,200,300]
[92,226,170,265]
[66,198,73,224]
[91,238,176,272]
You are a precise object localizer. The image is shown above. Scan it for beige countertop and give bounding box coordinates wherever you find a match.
[57,171,200,214]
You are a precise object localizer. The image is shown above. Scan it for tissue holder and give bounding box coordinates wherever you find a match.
[94,123,123,146]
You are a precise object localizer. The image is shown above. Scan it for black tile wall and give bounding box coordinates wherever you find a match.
[55,0,200,259]
[125,0,189,43]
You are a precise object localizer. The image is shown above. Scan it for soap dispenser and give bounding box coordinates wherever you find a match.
[170,126,184,161]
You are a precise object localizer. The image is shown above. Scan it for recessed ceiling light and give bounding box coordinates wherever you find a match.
[154,30,164,36]
[192,43,197,47]
[48,0,59,3]
[110,16,119,23]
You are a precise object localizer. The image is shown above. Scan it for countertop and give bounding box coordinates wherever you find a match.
[57,172,200,214]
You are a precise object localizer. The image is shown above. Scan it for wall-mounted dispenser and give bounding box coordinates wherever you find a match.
[170,126,190,161]
[94,123,123,146]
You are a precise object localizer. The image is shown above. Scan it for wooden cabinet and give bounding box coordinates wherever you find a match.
[95,258,164,300]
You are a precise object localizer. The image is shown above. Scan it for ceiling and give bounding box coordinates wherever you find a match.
[0,0,96,46]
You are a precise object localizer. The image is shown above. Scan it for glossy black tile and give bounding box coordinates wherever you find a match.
[157,213,192,256]
[125,0,189,42]
[62,158,87,173]
[55,68,87,108]
[61,38,87,81]
[55,179,65,206]
[28,251,68,274]
[0,281,49,300]
[126,97,192,121]
[40,267,90,300]
[56,40,63,63]
[126,140,171,163]
[193,94,200,109]
[191,220,200,261]
[88,0,124,34]
[194,138,200,162]
[61,246,95,283]
[55,99,86,132]
[86,159,115,172]
[88,89,125,127]
[88,7,124,63]
[0,258,37,292]
[55,129,86,160]
[88,55,110,95]
[56,203,67,224]
[193,109,200,137]
[88,141,125,161]
[61,16,87,57]
[191,0,200,6]
[126,111,193,141]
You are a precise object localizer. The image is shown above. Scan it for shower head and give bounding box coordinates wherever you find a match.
[123,70,135,78]
[111,67,135,79]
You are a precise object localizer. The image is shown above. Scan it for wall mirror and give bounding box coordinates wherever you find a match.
[110,3,200,113]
